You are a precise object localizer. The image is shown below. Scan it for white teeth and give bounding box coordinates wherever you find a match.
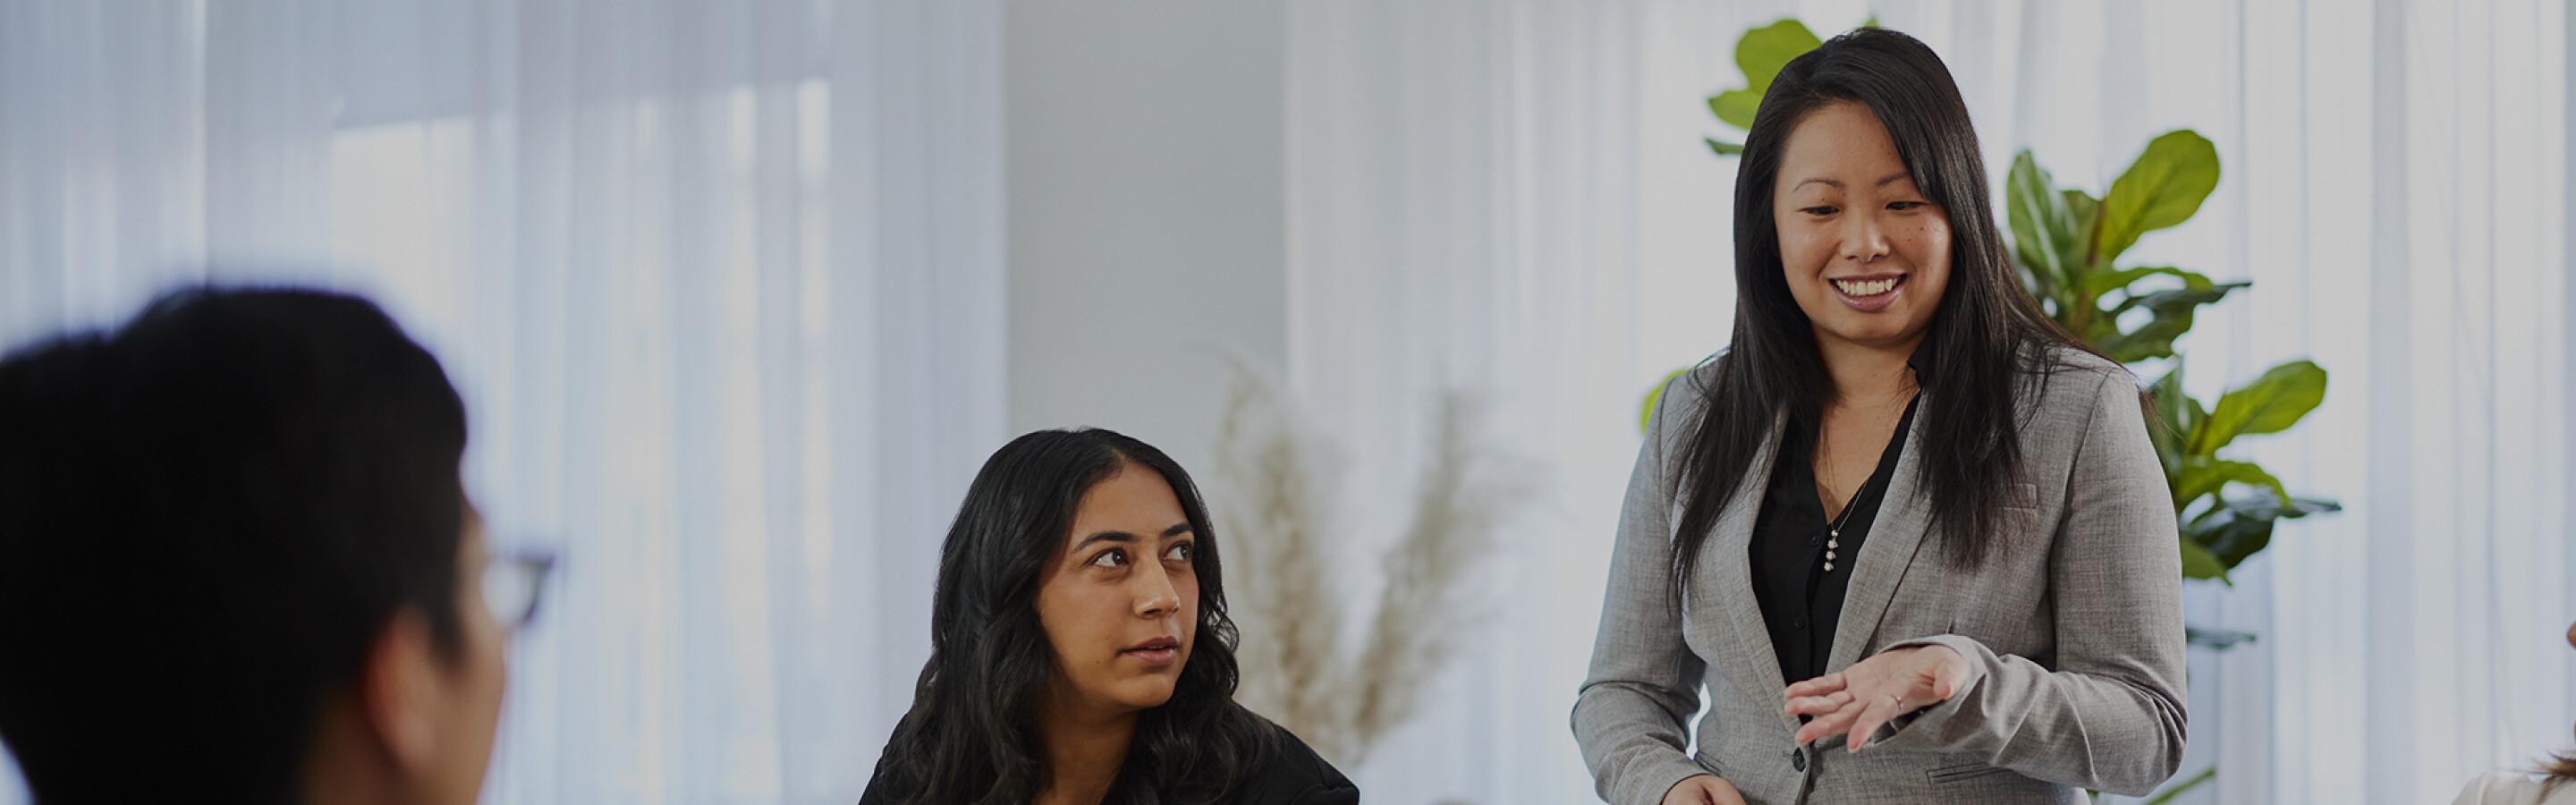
[1835,278,1898,296]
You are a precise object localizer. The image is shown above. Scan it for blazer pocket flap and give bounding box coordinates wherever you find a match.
[1927,762,2012,785]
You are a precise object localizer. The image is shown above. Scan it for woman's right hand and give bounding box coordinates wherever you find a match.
[1659,775,1748,805]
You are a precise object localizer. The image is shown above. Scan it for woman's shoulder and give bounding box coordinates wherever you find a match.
[1226,721,1360,805]
[1640,355,1724,436]
[2013,343,2140,412]
[2453,770,2576,805]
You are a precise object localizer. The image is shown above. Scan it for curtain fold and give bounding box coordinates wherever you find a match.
[0,2,1003,803]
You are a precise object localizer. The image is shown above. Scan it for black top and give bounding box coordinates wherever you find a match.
[1747,348,1927,687]
[855,718,1358,805]
[1208,721,1360,805]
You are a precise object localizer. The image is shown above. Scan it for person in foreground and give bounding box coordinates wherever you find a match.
[859,428,1356,805]
[0,287,548,804]
[2451,619,2576,804]
[1571,28,2186,805]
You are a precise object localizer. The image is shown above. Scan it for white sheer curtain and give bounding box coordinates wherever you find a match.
[0,2,1004,803]
[1286,2,2572,804]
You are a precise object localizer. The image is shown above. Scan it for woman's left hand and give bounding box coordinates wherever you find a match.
[1783,644,1970,751]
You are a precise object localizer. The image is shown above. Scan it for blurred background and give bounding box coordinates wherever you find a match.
[0,1,2569,804]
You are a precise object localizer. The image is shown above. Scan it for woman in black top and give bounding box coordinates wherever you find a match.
[1574,27,2184,805]
[859,428,1357,805]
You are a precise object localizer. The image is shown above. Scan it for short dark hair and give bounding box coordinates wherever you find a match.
[0,287,472,804]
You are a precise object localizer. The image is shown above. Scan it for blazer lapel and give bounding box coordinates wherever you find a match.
[1697,415,1795,715]
[1825,403,1936,674]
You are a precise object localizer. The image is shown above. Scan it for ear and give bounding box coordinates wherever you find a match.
[359,607,443,775]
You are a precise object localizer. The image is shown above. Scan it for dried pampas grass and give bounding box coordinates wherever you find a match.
[1211,365,1526,768]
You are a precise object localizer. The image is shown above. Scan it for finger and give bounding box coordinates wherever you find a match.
[1784,690,1851,717]
[1792,699,1865,746]
[1709,780,1750,805]
[1845,690,1909,752]
[1932,651,1970,700]
[1784,672,1845,699]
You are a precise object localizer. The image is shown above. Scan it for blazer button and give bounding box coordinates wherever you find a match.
[1792,750,1807,772]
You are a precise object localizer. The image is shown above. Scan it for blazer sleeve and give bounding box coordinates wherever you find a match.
[1868,367,2189,797]
[1571,372,1720,805]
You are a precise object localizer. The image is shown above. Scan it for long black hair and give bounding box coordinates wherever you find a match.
[1672,28,2096,575]
[866,428,1275,805]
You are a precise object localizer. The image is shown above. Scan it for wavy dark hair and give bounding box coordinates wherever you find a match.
[864,428,1275,805]
[1671,28,2098,576]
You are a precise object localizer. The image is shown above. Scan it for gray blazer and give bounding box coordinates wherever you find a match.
[1572,349,2187,805]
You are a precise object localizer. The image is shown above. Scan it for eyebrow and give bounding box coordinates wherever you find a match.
[1072,522,1196,553]
[1792,172,1915,191]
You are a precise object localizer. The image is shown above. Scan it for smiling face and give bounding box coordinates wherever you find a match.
[1774,101,1953,357]
[1034,462,1200,721]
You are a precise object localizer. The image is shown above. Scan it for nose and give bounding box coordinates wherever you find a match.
[1134,562,1182,619]
[1841,208,1893,263]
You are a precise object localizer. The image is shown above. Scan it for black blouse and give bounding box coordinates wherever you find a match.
[855,719,1356,805]
[1747,354,1926,687]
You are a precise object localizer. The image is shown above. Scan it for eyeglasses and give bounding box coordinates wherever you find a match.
[482,550,557,631]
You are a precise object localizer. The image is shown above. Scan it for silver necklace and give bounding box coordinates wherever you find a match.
[1821,468,1876,573]
[1819,391,1915,572]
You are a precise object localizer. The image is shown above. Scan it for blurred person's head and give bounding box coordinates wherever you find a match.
[2550,619,2576,788]
[1673,26,2095,573]
[0,287,508,805]
[870,428,1275,804]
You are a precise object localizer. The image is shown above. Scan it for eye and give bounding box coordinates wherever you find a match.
[1165,541,1194,563]
[1887,200,1928,211]
[1801,206,1839,216]
[1088,548,1129,568]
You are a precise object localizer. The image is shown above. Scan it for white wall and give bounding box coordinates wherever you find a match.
[1004,0,1289,475]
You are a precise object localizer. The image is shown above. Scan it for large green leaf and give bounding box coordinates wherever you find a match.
[2061,189,2100,268]
[2095,283,2246,363]
[2147,361,2203,471]
[2185,508,2275,576]
[2179,537,2229,582]
[2184,628,2257,650]
[1713,20,1824,130]
[2171,458,2289,510]
[2007,151,2077,301]
[2097,131,2221,262]
[2194,360,2327,453]
[1706,137,1745,156]
[1710,90,1764,131]
[2080,266,2207,300]
[2230,493,2343,521]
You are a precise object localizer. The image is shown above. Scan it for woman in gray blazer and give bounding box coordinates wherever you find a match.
[1572,29,2186,805]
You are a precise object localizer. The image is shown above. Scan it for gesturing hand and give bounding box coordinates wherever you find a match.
[1782,644,1970,751]
[1658,775,1748,805]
